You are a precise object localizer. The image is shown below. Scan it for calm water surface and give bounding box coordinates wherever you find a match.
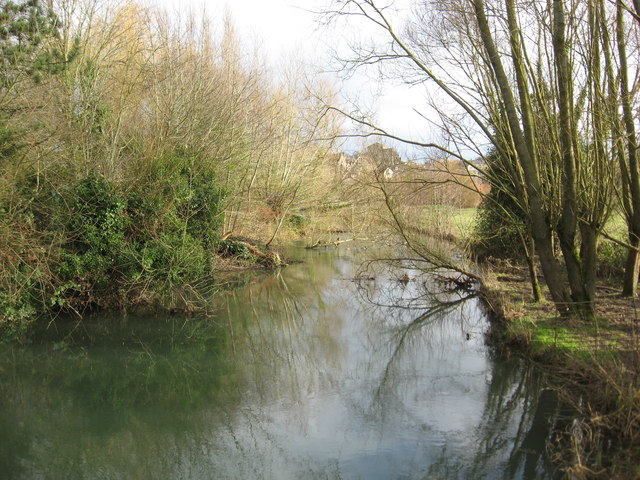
[0,244,558,479]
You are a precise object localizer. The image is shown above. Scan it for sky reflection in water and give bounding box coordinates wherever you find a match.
[0,244,556,479]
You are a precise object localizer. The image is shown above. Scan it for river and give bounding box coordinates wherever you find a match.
[0,242,560,479]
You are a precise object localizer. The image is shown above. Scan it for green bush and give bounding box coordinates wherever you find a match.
[472,200,526,260]
[471,149,527,261]
[597,240,625,281]
[125,151,226,281]
[0,292,37,343]
[1,147,228,339]
[57,172,128,288]
[0,216,42,342]
[217,239,256,261]
[287,213,308,233]
[134,233,207,289]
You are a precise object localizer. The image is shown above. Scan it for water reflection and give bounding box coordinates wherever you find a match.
[0,244,557,479]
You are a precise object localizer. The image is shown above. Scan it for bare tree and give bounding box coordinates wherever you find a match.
[321,0,619,317]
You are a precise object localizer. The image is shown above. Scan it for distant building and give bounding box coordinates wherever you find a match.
[337,154,357,171]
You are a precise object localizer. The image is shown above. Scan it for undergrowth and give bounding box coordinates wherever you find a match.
[0,150,227,341]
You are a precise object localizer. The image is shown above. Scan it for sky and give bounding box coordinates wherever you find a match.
[153,0,327,59]
[152,0,432,160]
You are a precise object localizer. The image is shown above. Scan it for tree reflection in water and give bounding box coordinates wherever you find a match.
[352,255,560,479]
[0,244,559,479]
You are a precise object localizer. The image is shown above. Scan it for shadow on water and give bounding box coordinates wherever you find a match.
[0,242,565,479]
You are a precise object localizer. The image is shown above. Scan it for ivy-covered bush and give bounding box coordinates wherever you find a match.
[124,151,226,285]
[57,172,128,287]
[597,240,625,281]
[1,149,227,335]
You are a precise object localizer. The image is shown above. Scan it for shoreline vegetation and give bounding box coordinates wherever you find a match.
[467,215,638,480]
[1,1,639,478]
[480,262,640,479]
[419,202,638,478]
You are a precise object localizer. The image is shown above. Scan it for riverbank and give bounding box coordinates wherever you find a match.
[0,200,356,343]
[480,262,640,479]
[0,224,286,343]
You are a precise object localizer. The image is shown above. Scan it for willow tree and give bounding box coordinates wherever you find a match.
[613,1,640,296]
[323,0,617,317]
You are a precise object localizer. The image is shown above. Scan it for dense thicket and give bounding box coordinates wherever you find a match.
[0,0,339,339]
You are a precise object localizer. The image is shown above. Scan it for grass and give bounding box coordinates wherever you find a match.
[449,207,478,238]
[529,321,623,356]
[406,205,478,242]
[483,267,640,478]
[502,301,626,358]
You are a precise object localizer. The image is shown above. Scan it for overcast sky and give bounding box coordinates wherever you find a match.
[151,0,430,159]
[152,0,324,57]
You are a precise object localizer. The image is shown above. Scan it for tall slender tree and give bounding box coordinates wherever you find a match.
[323,0,617,317]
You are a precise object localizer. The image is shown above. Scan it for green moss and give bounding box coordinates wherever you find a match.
[510,317,624,360]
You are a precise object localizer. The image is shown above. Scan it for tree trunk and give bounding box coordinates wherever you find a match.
[579,223,598,302]
[552,0,595,317]
[623,236,640,296]
[523,233,542,302]
[473,0,574,315]
[616,2,640,297]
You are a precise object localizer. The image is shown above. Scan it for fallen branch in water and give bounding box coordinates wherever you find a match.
[306,237,368,249]
[238,241,285,266]
[217,237,286,267]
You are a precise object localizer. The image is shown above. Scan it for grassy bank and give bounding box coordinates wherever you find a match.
[481,265,640,479]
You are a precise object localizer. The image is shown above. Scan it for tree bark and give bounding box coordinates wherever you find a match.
[523,233,542,302]
[473,0,574,315]
[616,2,640,296]
[552,0,595,317]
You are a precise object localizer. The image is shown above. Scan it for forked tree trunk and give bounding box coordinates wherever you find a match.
[552,0,596,318]
[473,0,576,316]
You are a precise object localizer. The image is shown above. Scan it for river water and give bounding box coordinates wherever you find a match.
[0,243,559,479]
